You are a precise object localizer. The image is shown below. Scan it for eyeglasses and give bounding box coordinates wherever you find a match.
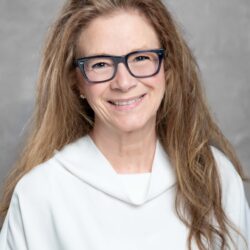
[74,49,165,84]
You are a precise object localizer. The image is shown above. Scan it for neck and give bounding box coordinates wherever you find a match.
[90,124,157,174]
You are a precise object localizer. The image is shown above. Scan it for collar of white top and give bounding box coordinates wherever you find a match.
[54,135,176,206]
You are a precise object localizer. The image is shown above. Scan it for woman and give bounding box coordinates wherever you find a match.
[0,0,249,249]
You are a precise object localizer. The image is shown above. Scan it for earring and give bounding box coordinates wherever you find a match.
[80,94,86,100]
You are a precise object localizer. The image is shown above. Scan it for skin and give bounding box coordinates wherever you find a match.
[76,10,166,174]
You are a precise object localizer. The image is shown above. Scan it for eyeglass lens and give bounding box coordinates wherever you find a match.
[83,51,161,83]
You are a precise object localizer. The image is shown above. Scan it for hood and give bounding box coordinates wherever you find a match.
[53,135,176,206]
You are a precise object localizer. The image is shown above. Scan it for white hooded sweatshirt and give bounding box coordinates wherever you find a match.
[0,135,249,250]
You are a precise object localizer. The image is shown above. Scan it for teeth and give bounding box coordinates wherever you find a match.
[111,96,143,106]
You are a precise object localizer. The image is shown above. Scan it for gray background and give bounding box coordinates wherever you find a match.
[0,0,249,203]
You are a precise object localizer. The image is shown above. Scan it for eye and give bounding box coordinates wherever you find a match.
[134,55,150,62]
[86,58,113,71]
[91,62,109,69]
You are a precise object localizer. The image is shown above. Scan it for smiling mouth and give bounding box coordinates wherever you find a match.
[108,94,146,106]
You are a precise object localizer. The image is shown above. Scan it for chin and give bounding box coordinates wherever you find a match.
[113,117,153,134]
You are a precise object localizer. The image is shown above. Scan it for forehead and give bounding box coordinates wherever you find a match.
[77,10,160,57]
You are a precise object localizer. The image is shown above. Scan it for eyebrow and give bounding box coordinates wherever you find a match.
[82,46,159,58]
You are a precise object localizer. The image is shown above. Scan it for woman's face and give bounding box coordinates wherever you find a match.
[76,10,165,134]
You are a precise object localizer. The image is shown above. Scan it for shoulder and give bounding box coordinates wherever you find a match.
[13,156,61,202]
[13,135,91,200]
[211,146,250,248]
[210,146,248,214]
[210,146,246,206]
[210,146,243,191]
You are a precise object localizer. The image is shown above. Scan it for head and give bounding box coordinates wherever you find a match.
[75,10,167,135]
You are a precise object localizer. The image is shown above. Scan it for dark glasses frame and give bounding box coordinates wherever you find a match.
[74,48,165,84]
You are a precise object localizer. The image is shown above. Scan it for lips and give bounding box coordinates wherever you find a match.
[108,94,146,106]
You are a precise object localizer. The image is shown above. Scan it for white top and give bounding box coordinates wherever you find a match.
[118,173,151,204]
[0,135,249,250]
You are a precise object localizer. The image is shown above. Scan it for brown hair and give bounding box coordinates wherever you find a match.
[0,0,247,249]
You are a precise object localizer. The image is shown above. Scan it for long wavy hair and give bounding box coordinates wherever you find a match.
[0,0,247,249]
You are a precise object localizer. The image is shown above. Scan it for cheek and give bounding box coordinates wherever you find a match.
[157,65,166,87]
[82,84,106,108]
[158,72,166,90]
[76,69,86,93]
[76,70,97,99]
[143,70,166,94]
[155,68,166,97]
[147,71,166,111]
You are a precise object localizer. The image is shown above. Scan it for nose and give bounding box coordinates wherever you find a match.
[110,62,137,92]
